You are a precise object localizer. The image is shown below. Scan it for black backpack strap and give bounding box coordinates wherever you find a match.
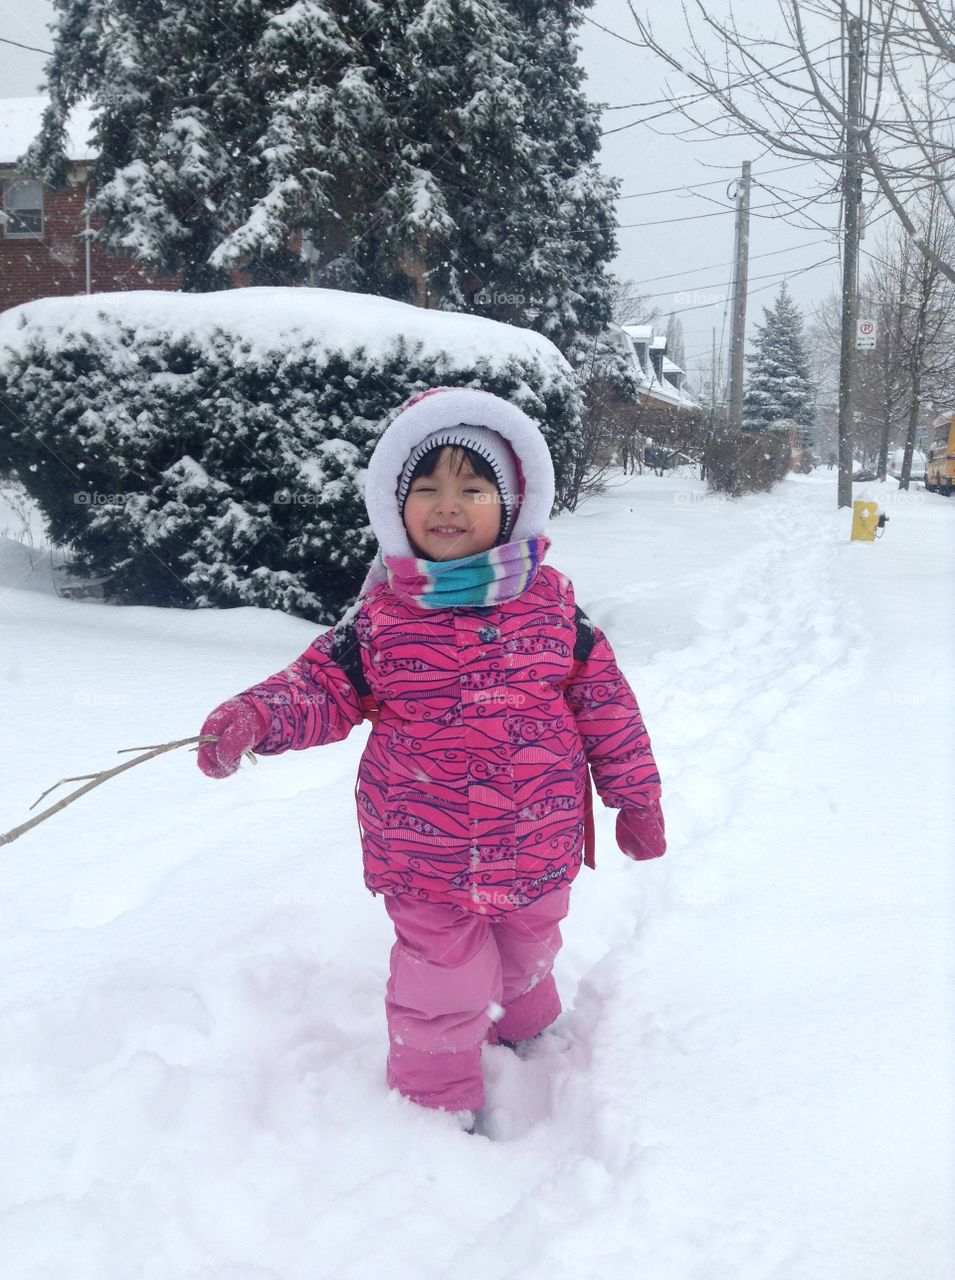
[330,620,371,699]
[573,604,596,664]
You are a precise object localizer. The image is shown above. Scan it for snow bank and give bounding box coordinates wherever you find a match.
[0,286,572,385]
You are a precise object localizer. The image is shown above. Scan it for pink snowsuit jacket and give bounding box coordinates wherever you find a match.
[239,561,661,919]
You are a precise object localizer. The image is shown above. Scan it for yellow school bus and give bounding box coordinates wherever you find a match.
[926,411,955,494]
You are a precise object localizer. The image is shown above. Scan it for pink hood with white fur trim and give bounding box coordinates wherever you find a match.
[362,387,555,558]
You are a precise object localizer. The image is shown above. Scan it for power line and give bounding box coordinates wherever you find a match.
[618,202,782,229]
[603,93,723,112]
[750,180,843,238]
[636,259,841,302]
[601,100,712,136]
[628,238,831,287]
[663,254,841,318]
[0,34,52,55]
[623,252,839,328]
[616,161,814,201]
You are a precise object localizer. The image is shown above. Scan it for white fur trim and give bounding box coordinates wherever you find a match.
[363,387,556,556]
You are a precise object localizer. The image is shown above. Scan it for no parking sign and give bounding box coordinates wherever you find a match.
[856,318,877,349]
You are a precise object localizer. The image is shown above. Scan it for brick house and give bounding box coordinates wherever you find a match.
[0,96,180,312]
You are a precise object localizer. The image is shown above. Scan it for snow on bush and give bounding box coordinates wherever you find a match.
[703,431,792,496]
[0,287,580,620]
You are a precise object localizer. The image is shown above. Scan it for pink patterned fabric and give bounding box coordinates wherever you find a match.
[383,884,570,1111]
[238,560,662,918]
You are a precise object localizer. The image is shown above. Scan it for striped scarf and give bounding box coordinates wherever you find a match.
[371,535,549,609]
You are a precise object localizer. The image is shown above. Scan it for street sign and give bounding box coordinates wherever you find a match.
[856,318,877,349]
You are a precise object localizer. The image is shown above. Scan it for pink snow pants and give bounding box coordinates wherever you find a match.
[383,884,571,1112]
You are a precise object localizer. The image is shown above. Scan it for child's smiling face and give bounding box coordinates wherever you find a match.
[402,446,504,561]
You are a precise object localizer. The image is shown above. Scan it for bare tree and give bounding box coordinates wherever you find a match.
[855,229,917,475]
[805,297,841,461]
[809,194,955,479]
[888,195,955,486]
[560,278,660,507]
[627,1,955,283]
[608,277,658,328]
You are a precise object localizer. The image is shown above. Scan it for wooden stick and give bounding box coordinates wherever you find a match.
[30,773,103,808]
[1,735,256,848]
[118,739,256,765]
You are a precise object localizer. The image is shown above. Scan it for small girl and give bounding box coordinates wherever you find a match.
[198,386,664,1128]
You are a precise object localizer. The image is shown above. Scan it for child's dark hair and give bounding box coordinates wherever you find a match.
[405,444,505,542]
[406,444,500,490]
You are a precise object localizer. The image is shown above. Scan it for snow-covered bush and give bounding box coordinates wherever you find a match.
[704,432,791,497]
[0,288,580,620]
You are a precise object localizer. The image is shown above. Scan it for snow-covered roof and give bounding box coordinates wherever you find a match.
[0,287,572,387]
[0,96,97,165]
[642,378,694,408]
[605,322,697,409]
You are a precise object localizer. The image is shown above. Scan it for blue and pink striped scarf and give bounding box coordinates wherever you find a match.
[363,535,549,609]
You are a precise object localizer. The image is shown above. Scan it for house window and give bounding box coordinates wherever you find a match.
[2,178,44,237]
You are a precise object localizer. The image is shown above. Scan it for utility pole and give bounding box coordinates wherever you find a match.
[727,160,751,434]
[837,15,865,508]
[701,324,718,482]
[710,325,717,427]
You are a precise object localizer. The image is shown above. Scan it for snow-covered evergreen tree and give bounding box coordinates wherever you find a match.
[492,0,620,358]
[25,0,618,354]
[25,0,389,291]
[742,282,814,435]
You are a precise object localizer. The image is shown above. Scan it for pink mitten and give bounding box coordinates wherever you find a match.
[197,697,268,779]
[616,800,667,861]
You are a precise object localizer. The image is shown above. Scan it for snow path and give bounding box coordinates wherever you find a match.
[1,472,952,1279]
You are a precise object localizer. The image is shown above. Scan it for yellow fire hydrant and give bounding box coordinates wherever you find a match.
[851,500,887,541]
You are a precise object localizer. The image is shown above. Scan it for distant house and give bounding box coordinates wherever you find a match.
[603,321,697,410]
[0,96,179,312]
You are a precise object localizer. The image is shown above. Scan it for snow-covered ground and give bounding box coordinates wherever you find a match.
[1,469,952,1280]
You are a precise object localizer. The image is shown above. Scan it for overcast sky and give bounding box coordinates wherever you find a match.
[1,1,851,387]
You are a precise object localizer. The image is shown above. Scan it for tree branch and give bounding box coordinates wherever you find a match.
[1,735,254,848]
